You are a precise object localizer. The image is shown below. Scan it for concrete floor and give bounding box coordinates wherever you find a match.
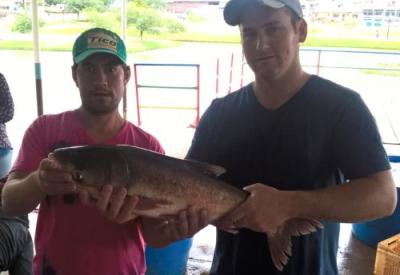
[337,223,376,275]
[1,225,375,275]
[186,223,378,275]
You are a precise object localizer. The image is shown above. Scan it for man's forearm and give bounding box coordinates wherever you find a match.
[2,172,45,216]
[290,170,397,223]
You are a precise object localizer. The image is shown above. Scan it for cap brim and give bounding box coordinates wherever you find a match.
[223,0,285,26]
[74,49,126,64]
[261,0,285,8]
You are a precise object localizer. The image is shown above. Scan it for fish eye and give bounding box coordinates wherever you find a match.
[72,171,84,182]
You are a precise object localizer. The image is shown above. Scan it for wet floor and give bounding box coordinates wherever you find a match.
[337,224,376,275]
[185,223,377,275]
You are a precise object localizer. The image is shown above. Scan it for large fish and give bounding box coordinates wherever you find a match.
[52,144,323,270]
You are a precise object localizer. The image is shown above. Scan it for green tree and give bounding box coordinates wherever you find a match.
[130,0,165,10]
[12,13,32,33]
[12,12,45,33]
[85,9,119,30]
[144,0,165,10]
[128,5,161,39]
[45,0,64,5]
[164,18,185,33]
[64,0,113,19]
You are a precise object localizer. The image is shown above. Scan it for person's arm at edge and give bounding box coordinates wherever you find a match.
[0,74,14,123]
[1,171,45,216]
[2,156,78,216]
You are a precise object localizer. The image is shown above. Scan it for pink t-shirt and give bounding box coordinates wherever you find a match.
[12,110,164,275]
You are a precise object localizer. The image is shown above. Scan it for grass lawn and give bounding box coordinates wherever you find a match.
[1,17,400,52]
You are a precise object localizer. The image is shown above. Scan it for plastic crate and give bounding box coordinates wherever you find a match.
[374,233,400,275]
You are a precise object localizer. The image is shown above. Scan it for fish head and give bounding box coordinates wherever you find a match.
[52,145,131,190]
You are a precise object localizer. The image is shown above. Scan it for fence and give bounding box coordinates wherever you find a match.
[215,48,400,96]
[132,48,400,143]
[133,63,201,128]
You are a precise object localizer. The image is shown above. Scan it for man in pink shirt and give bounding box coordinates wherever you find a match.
[1,28,208,275]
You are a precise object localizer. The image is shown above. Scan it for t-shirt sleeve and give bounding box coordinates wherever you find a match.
[12,117,50,173]
[332,94,390,179]
[185,100,217,162]
[147,135,165,155]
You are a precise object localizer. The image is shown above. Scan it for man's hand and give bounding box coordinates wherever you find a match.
[162,206,209,242]
[217,183,293,235]
[35,156,77,196]
[142,206,209,247]
[79,184,140,224]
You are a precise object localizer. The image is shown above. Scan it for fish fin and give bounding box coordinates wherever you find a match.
[184,159,226,177]
[285,218,324,236]
[267,218,323,271]
[135,196,173,211]
[267,229,291,271]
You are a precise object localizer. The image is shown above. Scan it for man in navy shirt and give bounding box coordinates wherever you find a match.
[186,0,397,274]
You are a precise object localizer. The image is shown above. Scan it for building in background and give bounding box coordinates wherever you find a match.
[360,0,400,27]
[0,0,31,17]
[299,0,400,28]
[165,0,220,14]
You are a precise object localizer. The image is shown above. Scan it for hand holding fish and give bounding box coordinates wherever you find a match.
[162,206,209,242]
[218,183,292,235]
[215,183,324,271]
[35,156,77,196]
[142,206,210,247]
[79,184,140,224]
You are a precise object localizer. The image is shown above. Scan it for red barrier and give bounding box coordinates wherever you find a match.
[228,53,234,94]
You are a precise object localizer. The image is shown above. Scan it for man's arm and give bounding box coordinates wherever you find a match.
[1,171,44,216]
[1,157,77,216]
[292,170,396,222]
[218,170,396,235]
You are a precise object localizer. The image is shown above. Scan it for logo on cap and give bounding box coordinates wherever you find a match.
[87,32,118,52]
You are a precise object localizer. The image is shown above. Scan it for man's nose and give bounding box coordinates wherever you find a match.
[256,34,270,50]
[93,68,108,86]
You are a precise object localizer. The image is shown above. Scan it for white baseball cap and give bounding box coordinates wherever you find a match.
[224,0,304,26]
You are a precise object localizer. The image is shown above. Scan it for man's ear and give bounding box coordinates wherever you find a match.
[298,19,308,43]
[124,66,131,85]
[71,65,78,87]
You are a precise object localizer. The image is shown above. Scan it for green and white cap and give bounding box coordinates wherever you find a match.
[72,28,127,64]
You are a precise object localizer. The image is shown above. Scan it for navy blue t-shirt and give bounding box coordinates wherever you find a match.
[186,75,390,275]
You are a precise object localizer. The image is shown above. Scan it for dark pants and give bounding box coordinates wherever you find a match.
[0,218,33,275]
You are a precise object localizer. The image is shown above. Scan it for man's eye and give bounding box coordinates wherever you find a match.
[82,66,94,73]
[242,32,256,40]
[72,171,84,182]
[266,27,279,35]
[107,66,118,73]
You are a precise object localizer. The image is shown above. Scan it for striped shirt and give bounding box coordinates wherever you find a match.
[0,73,14,149]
